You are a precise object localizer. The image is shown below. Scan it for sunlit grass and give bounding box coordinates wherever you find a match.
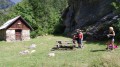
[0,35,120,67]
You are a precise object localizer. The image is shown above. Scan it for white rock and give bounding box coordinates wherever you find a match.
[24,50,30,53]
[48,52,55,57]
[29,44,36,49]
[30,50,36,54]
[19,50,30,55]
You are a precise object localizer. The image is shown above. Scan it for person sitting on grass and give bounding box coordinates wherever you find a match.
[106,27,115,50]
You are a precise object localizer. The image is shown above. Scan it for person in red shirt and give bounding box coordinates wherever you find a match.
[76,29,83,48]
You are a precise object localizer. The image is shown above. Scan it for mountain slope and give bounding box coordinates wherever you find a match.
[0,0,15,9]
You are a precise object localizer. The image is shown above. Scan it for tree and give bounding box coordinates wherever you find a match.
[3,0,68,37]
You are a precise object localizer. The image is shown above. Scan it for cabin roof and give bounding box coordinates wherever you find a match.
[0,16,33,30]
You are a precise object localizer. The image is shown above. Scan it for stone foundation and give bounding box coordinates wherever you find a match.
[22,30,30,41]
[6,30,15,42]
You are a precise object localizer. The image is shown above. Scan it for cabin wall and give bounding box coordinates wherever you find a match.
[0,30,6,41]
[6,30,15,42]
[22,30,30,41]
[0,18,32,42]
[5,29,30,42]
[6,19,31,42]
[9,19,30,30]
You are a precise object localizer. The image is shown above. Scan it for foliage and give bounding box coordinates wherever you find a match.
[113,18,120,39]
[111,1,120,39]
[112,1,120,14]
[4,0,68,37]
[28,0,68,35]
[0,9,10,25]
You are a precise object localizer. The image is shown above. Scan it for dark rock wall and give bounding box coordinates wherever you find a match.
[63,0,117,40]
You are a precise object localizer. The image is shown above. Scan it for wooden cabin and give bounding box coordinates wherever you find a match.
[0,16,33,42]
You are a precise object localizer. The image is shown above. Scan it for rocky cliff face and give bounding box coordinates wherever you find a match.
[63,0,119,40]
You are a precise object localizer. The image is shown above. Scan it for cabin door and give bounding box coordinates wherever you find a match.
[15,29,22,40]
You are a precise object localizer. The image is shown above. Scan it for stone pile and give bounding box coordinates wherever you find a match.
[19,44,36,55]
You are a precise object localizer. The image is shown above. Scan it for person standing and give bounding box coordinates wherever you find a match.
[106,27,115,50]
[72,33,78,47]
[76,29,83,48]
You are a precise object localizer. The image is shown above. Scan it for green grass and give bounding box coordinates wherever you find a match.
[0,35,120,67]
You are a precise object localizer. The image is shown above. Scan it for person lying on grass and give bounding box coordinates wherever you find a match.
[106,27,115,50]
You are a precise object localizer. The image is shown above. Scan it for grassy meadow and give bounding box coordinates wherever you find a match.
[0,35,120,67]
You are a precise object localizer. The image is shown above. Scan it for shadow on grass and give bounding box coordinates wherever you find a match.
[85,41,120,46]
[51,46,75,51]
[90,49,106,52]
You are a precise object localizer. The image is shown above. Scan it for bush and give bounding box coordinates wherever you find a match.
[30,31,37,38]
